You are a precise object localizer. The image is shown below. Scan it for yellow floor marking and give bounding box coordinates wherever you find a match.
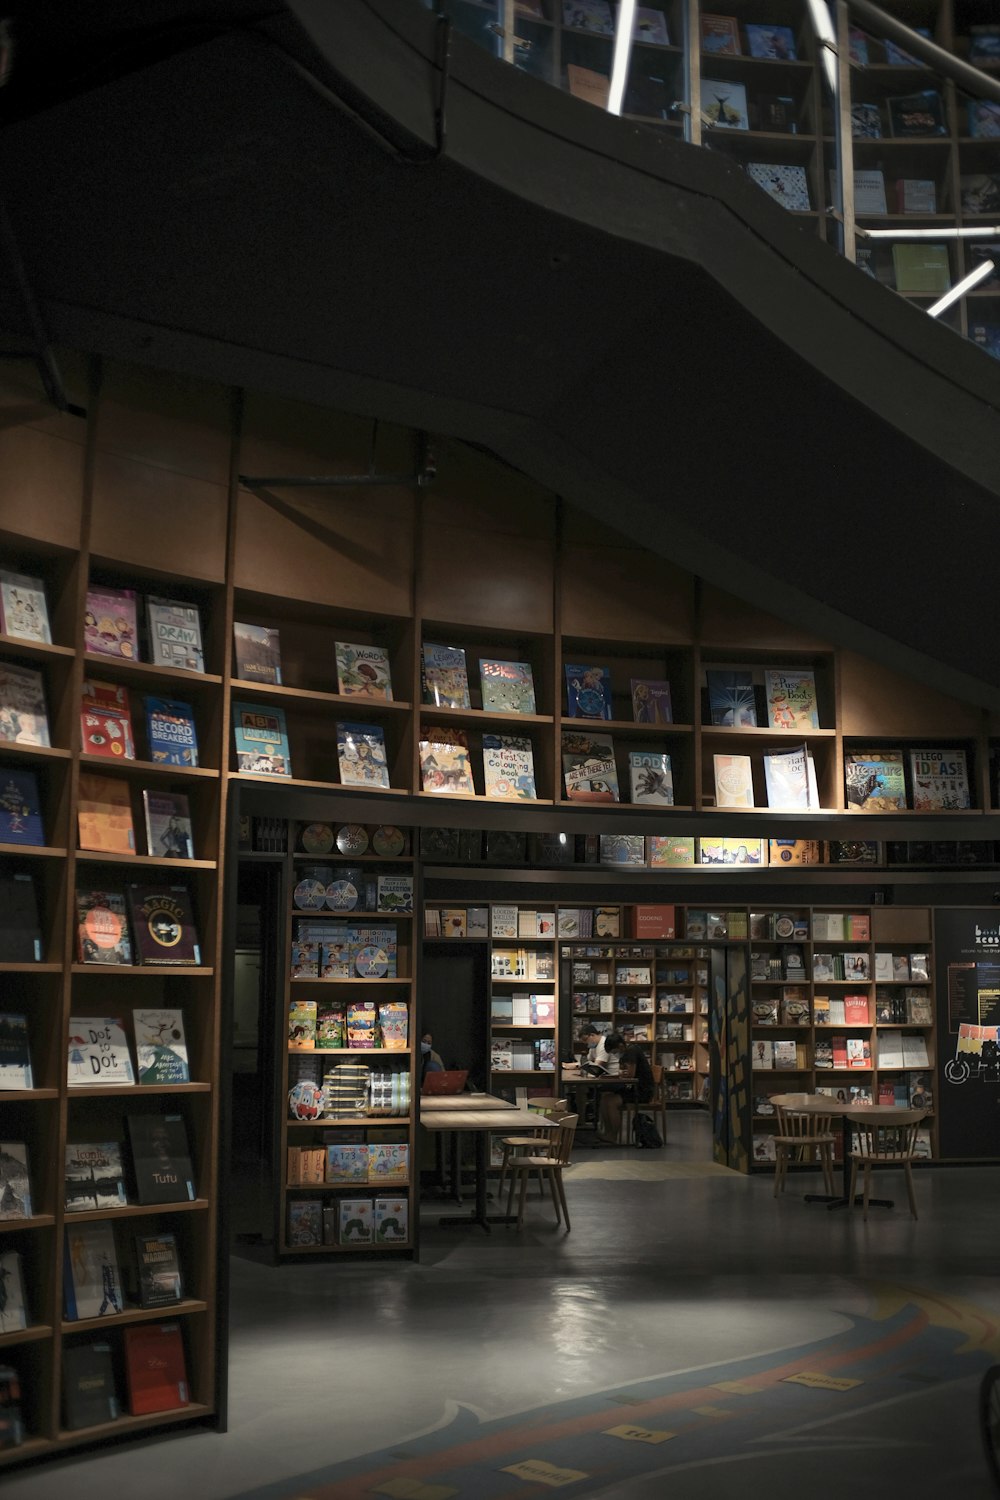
[692,1405,733,1417]
[604,1424,676,1444]
[712,1380,759,1395]
[502,1459,590,1486]
[783,1372,863,1391]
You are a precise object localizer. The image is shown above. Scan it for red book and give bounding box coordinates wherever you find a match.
[123,1322,189,1415]
[81,680,134,759]
[831,1035,848,1069]
[847,913,870,941]
[878,1079,895,1106]
[844,994,870,1025]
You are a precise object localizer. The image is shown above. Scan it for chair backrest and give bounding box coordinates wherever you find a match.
[772,1093,831,1137]
[851,1107,925,1159]
[550,1114,578,1166]
[527,1097,568,1119]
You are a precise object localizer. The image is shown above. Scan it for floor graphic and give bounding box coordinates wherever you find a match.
[232,1284,1000,1500]
[565,1161,735,1181]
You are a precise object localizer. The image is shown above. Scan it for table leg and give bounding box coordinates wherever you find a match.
[806,1115,894,1212]
[438,1131,518,1231]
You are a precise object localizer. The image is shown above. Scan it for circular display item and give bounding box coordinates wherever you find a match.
[293,879,328,911]
[326,879,359,911]
[288,1080,325,1121]
[371,824,405,857]
[576,687,606,718]
[355,944,389,978]
[336,823,370,856]
[301,822,335,854]
[773,915,796,939]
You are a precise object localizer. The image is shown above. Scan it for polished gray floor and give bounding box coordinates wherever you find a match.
[6,1115,1000,1499]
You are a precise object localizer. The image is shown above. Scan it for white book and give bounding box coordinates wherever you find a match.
[874,951,894,981]
[67,1017,135,1087]
[830,168,887,215]
[751,1039,773,1069]
[0,572,51,644]
[63,1221,124,1319]
[764,743,810,808]
[491,904,518,940]
[828,998,846,1025]
[132,1009,190,1085]
[713,754,754,808]
[877,1029,905,1068]
[902,1034,929,1067]
[146,597,205,672]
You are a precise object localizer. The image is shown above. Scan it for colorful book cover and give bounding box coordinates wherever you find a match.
[126,884,201,966]
[418,736,474,795]
[145,598,204,672]
[76,890,132,966]
[845,751,906,811]
[142,791,194,860]
[631,7,669,45]
[233,702,292,777]
[630,679,672,723]
[84,586,138,659]
[0,1140,32,1219]
[647,835,695,866]
[701,13,741,54]
[133,1232,183,1307]
[349,924,397,978]
[482,734,536,800]
[374,1196,408,1242]
[699,837,765,864]
[0,1013,32,1089]
[377,875,413,914]
[0,769,44,845]
[713,753,754,807]
[63,1222,124,1319]
[746,163,811,212]
[0,662,50,746]
[378,1001,408,1051]
[291,940,319,979]
[629,751,673,805]
[325,1145,368,1184]
[132,1010,190,1084]
[563,1,612,34]
[764,670,818,731]
[888,89,946,137]
[77,771,135,854]
[338,1198,373,1244]
[599,834,645,866]
[421,643,470,709]
[851,101,882,138]
[479,660,536,714]
[67,1017,135,1087]
[960,175,1000,216]
[744,22,796,59]
[316,1005,345,1046]
[564,664,612,720]
[0,571,51,644]
[64,1141,128,1212]
[769,839,822,865]
[145,698,198,767]
[335,642,393,700]
[909,749,971,811]
[707,670,756,727]
[561,730,619,801]
[368,1143,409,1183]
[763,744,810,809]
[337,722,390,789]
[233,623,282,684]
[288,1000,317,1049]
[701,78,749,129]
[80,678,133,760]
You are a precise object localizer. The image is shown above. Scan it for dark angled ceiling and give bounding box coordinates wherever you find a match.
[1,0,998,704]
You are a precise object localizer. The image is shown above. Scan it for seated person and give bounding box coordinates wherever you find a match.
[592,1028,621,1077]
[420,1033,445,1084]
[598,1034,654,1144]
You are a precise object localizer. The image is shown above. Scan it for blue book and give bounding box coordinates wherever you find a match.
[706,670,757,727]
[234,702,292,777]
[0,769,44,845]
[564,664,613,720]
[145,697,198,767]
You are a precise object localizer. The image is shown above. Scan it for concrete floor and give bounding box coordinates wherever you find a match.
[5,1115,1000,1499]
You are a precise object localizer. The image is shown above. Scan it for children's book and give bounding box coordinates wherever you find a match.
[0,662,50,746]
[706,670,756,726]
[233,623,282,684]
[564,665,612,720]
[337,723,390,788]
[764,669,819,730]
[0,769,44,845]
[142,791,194,860]
[630,679,672,723]
[80,678,133,760]
[77,772,135,855]
[844,751,906,811]
[763,744,810,809]
[421,643,470,709]
[888,89,946,137]
[76,890,132,965]
[701,78,749,129]
[335,643,393,700]
[629,751,673,805]
[701,14,741,55]
[67,1017,135,1087]
[479,660,536,714]
[418,733,474,795]
[909,749,970,811]
[482,734,536,800]
[630,7,669,45]
[233,703,292,777]
[132,1009,190,1084]
[126,1113,196,1204]
[647,836,695,866]
[145,598,204,672]
[126,884,200,966]
[563,1,613,34]
[744,23,796,59]
[747,164,811,213]
[145,698,198,767]
[84,587,138,659]
[562,730,619,801]
[713,753,754,808]
[699,837,764,864]
[0,571,51,643]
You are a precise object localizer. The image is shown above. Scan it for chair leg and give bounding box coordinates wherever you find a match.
[506,1164,517,1223]
[773,1146,785,1198]
[498,1144,510,1204]
[547,1168,561,1226]
[555,1169,570,1231]
[848,1158,858,1208]
[862,1163,871,1222]
[904,1161,918,1220]
[516,1169,529,1230]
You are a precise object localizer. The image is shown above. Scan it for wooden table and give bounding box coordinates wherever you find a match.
[791,1099,929,1212]
[421,1102,552,1231]
[560,1068,635,1145]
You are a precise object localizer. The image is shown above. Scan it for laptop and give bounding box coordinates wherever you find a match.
[420,1069,469,1096]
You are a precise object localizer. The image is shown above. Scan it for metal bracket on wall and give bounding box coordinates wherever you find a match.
[239,425,437,493]
[0,199,87,419]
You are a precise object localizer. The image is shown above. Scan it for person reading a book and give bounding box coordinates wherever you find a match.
[598,1034,655,1144]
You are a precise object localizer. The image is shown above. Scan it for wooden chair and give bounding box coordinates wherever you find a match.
[771,1093,836,1199]
[496,1098,567,1203]
[848,1107,925,1221]
[505,1114,577,1231]
[619,1064,668,1145]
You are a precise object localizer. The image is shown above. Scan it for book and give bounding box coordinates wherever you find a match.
[62,1340,119,1428]
[699,837,764,864]
[562,729,619,801]
[145,697,198,767]
[745,23,796,60]
[0,871,40,963]
[233,702,291,777]
[0,572,50,644]
[132,1232,183,1307]
[907,992,933,1025]
[482,734,536,800]
[374,1196,408,1243]
[888,90,946,137]
[419,734,474,795]
[630,7,669,46]
[600,833,645,865]
[883,26,930,65]
[564,664,612,720]
[63,1222,124,1319]
[848,28,868,65]
[145,598,204,673]
[0,1013,31,1089]
[701,14,740,54]
[844,993,869,1024]
[746,163,810,212]
[0,662,49,746]
[851,102,882,138]
[127,884,200,966]
[830,168,887,217]
[80,677,133,760]
[566,64,610,109]
[755,93,797,133]
[67,1017,135,1087]
[845,750,906,811]
[969,99,1000,139]
[706,669,756,726]
[563,0,612,33]
[84,586,137,659]
[288,999,317,1048]
[764,669,819,730]
[126,1114,196,1203]
[629,751,673,805]
[647,835,695,866]
[421,643,470,709]
[337,722,390,789]
[0,1142,32,1219]
[630,679,671,724]
[335,642,393,700]
[0,769,43,845]
[479,660,536,714]
[910,749,971,811]
[133,1010,190,1084]
[338,1198,374,1244]
[895,178,937,214]
[769,839,822,865]
[713,753,754,808]
[142,791,194,860]
[76,889,132,965]
[123,1322,189,1414]
[961,174,1000,215]
[64,1142,128,1212]
[969,24,1000,63]
[892,243,950,294]
[377,874,413,914]
[763,744,810,809]
[701,78,749,130]
[77,771,135,854]
[233,622,282,684]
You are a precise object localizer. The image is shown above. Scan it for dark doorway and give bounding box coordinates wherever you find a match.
[420,942,490,1088]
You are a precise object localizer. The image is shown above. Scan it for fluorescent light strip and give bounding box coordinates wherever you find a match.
[927,259,997,317]
[860,226,1000,240]
[608,0,636,116]
[806,0,838,94]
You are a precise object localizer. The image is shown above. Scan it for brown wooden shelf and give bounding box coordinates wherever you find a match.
[0,1215,55,1233]
[290,907,413,917]
[0,1088,59,1101]
[416,791,555,806]
[79,754,219,780]
[279,1241,413,1255]
[0,742,71,763]
[54,1403,213,1445]
[491,1024,555,1031]
[62,1199,209,1223]
[288,976,409,985]
[231,679,411,713]
[82,652,223,689]
[70,964,215,976]
[61,1298,207,1334]
[286,1116,408,1129]
[76,850,218,869]
[292,851,414,863]
[0,632,75,662]
[0,842,66,859]
[66,1082,212,1097]
[231,772,410,794]
[284,1179,410,1192]
[0,962,61,973]
[418,704,554,729]
[560,717,696,737]
[0,1323,53,1350]
[287,1046,411,1055]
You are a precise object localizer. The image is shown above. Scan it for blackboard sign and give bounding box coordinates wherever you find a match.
[935,909,1000,1159]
